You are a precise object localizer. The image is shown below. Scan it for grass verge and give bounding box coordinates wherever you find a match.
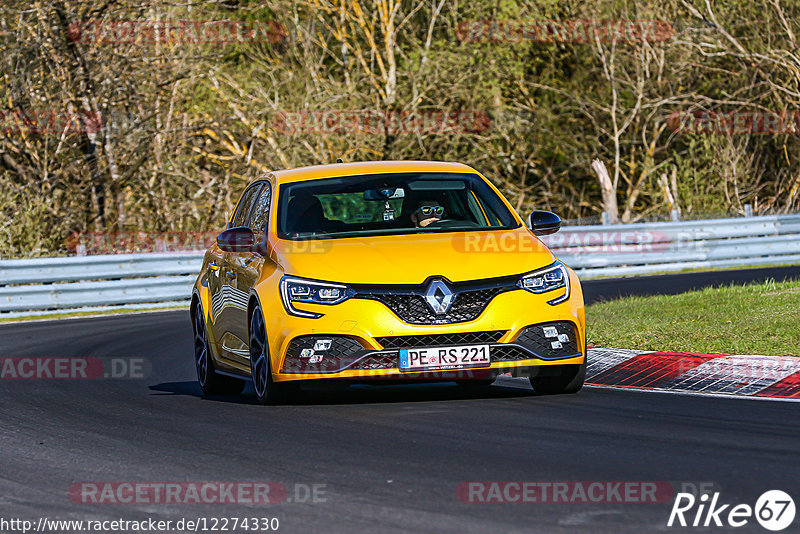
[587,279,800,356]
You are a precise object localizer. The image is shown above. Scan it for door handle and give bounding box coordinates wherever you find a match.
[208,262,220,272]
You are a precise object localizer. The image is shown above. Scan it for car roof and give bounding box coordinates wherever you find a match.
[260,161,477,186]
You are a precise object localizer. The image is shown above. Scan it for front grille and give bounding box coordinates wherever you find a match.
[513,321,580,359]
[352,353,397,370]
[360,287,506,324]
[375,330,505,349]
[491,345,534,362]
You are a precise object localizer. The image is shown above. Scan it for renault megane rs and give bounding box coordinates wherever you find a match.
[191,161,586,404]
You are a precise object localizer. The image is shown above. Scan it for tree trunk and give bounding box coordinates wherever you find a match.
[592,159,618,223]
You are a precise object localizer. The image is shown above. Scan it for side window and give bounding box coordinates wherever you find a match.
[249,183,272,237]
[232,185,262,228]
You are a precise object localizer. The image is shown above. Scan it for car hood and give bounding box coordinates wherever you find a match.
[271,227,556,285]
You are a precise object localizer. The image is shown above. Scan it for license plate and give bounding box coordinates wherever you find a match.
[398,344,491,372]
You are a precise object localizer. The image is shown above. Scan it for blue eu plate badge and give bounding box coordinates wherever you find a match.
[399,349,409,368]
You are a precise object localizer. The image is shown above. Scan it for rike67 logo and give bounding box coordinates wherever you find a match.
[668,490,795,531]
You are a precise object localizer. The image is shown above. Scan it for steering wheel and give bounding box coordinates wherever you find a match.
[425,219,479,229]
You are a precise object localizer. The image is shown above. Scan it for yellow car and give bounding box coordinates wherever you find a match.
[191,161,585,404]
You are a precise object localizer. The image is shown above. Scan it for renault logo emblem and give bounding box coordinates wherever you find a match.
[424,279,453,315]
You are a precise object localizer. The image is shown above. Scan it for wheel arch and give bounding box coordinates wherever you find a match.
[190,290,201,321]
[192,277,212,324]
[247,291,263,331]
[248,288,283,376]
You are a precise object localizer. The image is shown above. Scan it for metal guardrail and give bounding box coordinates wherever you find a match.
[1,214,799,315]
[543,214,800,278]
[0,253,203,285]
[0,254,203,314]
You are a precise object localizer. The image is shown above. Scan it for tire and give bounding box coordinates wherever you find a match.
[249,304,297,405]
[529,362,586,395]
[192,302,246,395]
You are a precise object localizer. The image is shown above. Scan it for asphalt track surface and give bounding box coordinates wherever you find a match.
[1,267,799,533]
[581,264,800,304]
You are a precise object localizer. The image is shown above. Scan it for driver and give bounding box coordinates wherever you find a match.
[411,200,444,228]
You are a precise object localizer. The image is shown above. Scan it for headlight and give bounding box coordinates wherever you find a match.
[279,276,353,318]
[516,261,571,305]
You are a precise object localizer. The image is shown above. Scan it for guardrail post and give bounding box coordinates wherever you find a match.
[601,211,611,225]
[670,209,681,222]
[744,204,753,217]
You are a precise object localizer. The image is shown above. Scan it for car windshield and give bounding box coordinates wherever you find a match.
[276,172,519,240]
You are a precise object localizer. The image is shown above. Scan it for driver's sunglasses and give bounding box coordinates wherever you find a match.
[417,206,444,217]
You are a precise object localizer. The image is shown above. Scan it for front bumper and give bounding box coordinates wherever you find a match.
[267,271,586,382]
[280,320,582,379]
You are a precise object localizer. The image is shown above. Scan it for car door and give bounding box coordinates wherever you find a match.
[205,240,226,350]
[215,183,262,365]
[228,181,274,361]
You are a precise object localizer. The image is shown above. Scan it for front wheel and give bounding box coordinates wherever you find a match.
[249,304,297,405]
[192,302,245,395]
[529,362,586,395]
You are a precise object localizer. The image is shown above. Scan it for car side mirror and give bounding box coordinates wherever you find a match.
[217,227,254,252]
[252,237,274,257]
[527,211,561,236]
